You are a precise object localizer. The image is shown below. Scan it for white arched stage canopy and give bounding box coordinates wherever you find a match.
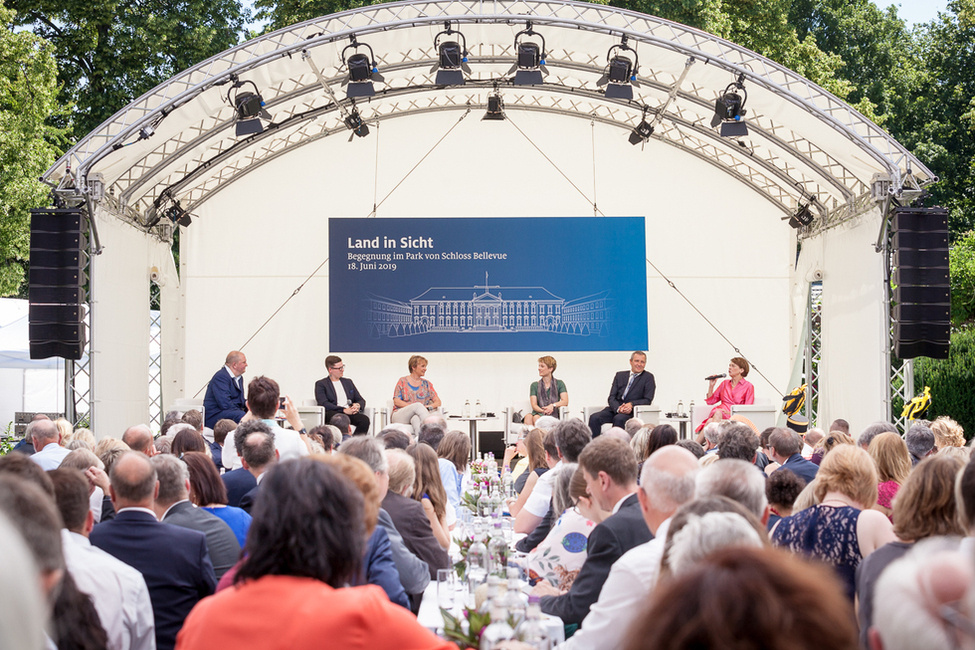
[42,0,935,437]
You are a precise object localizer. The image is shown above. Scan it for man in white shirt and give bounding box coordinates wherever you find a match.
[556,445,699,649]
[242,375,309,462]
[29,419,71,471]
[49,468,155,650]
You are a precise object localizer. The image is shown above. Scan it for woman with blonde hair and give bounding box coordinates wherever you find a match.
[868,432,912,519]
[811,430,855,465]
[771,444,896,601]
[930,415,965,449]
[407,443,452,550]
[390,355,442,435]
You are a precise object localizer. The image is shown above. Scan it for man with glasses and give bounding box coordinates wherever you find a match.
[315,355,370,435]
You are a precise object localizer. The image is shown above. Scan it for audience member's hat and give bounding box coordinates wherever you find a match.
[786,415,809,434]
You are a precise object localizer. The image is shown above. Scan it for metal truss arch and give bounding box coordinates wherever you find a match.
[42,0,934,232]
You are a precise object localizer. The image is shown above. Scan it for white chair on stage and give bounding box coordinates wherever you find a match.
[582,404,661,435]
[301,399,375,435]
[503,403,571,443]
[690,398,777,434]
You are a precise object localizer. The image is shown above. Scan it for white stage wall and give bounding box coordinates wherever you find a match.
[173,110,794,422]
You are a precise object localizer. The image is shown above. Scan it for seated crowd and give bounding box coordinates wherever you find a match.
[3,376,975,650]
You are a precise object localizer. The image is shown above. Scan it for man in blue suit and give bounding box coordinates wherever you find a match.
[588,351,656,438]
[203,351,247,429]
[769,428,819,486]
[90,452,217,650]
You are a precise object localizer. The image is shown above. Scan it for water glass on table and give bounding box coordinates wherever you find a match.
[437,569,456,609]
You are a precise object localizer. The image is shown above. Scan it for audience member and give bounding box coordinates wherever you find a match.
[122,425,157,457]
[70,427,97,449]
[243,375,309,461]
[509,428,555,519]
[700,421,721,455]
[716,423,760,463]
[533,436,651,626]
[675,438,705,459]
[868,431,911,519]
[437,430,470,509]
[646,424,678,458]
[418,422,445,451]
[238,427,279,514]
[49,468,155,650]
[175,459,453,650]
[381,449,451,580]
[623,418,644,438]
[855,454,966,647]
[380,428,412,450]
[660,500,766,577]
[171,429,209,458]
[306,425,333,453]
[766,427,818,485]
[95,438,131,474]
[868,538,973,650]
[0,452,56,496]
[906,422,937,466]
[557,445,699,650]
[624,547,859,650]
[526,463,591,590]
[930,415,966,449]
[153,435,173,456]
[30,418,71,470]
[0,509,46,650]
[802,427,824,458]
[770,444,895,601]
[10,414,49,456]
[89,451,216,650]
[182,452,251,548]
[220,421,262,507]
[830,418,850,436]
[330,413,352,442]
[61,448,112,523]
[212,418,237,463]
[406,443,452,550]
[858,421,898,450]
[695,458,769,522]
[339,436,431,601]
[765,468,804,530]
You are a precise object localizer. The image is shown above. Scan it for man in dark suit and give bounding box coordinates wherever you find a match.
[380,448,450,579]
[768,427,819,486]
[237,423,279,514]
[533,436,652,625]
[588,351,656,438]
[90,452,216,650]
[202,351,247,429]
[315,355,369,435]
[151,454,241,580]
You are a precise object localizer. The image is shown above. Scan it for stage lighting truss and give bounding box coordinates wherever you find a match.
[599,36,640,101]
[342,37,383,99]
[510,22,547,86]
[710,73,748,137]
[482,85,505,121]
[344,107,371,138]
[432,22,470,86]
[226,77,272,137]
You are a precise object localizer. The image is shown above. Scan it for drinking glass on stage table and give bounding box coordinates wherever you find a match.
[437,569,456,609]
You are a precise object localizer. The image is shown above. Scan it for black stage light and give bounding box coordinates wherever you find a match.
[628,119,654,145]
[228,79,272,137]
[483,91,505,121]
[512,23,546,86]
[165,202,192,228]
[343,38,381,99]
[788,204,814,229]
[344,108,370,137]
[602,38,640,101]
[434,23,469,87]
[710,73,748,136]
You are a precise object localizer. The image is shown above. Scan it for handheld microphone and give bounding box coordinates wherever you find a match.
[705,373,727,381]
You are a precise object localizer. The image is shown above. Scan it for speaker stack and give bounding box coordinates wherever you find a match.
[892,206,950,359]
[29,209,87,360]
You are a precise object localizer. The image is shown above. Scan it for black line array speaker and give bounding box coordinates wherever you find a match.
[892,207,950,359]
[29,209,86,360]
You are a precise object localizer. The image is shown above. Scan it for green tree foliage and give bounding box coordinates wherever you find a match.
[0,1,63,297]
[9,0,249,138]
[914,325,975,437]
[951,230,975,325]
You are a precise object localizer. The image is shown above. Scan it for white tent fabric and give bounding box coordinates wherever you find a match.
[0,299,61,370]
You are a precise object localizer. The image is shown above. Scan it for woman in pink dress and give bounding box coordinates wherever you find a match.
[695,357,755,436]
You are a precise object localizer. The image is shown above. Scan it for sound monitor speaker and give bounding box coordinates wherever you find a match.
[28,209,86,360]
[892,207,950,360]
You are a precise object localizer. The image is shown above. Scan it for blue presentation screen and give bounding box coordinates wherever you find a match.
[329,217,648,352]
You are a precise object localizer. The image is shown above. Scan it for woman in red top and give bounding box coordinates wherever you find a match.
[695,357,755,436]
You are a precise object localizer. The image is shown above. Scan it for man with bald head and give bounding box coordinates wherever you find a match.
[122,424,157,457]
[30,417,71,470]
[203,350,248,429]
[556,445,700,649]
[90,452,216,650]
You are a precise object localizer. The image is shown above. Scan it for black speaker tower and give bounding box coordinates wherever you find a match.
[29,209,86,360]
[892,206,950,359]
